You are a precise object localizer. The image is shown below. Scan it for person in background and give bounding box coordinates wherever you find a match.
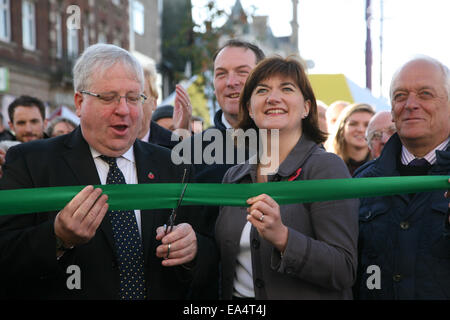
[354,55,450,299]
[137,64,190,149]
[216,56,358,300]
[190,115,204,134]
[186,39,265,186]
[316,100,329,134]
[365,111,396,159]
[0,147,4,179]
[47,117,77,137]
[0,113,14,141]
[327,103,375,175]
[325,100,350,132]
[7,95,48,143]
[152,105,175,131]
[0,96,49,177]
[0,113,13,178]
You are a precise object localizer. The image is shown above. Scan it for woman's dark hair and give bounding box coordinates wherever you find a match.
[237,55,327,144]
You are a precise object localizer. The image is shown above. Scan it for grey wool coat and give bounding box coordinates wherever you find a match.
[215,134,359,299]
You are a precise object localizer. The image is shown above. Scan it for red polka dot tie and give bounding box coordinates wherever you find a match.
[100,156,146,300]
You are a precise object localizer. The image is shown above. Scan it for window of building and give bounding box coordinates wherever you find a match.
[22,0,36,50]
[0,0,11,42]
[113,38,121,47]
[67,28,78,58]
[55,13,63,58]
[97,32,107,44]
[132,0,144,35]
[83,25,89,50]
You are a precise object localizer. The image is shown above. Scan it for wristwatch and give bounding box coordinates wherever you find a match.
[56,237,74,252]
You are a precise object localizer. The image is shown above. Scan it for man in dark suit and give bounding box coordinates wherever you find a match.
[354,56,450,299]
[0,43,214,300]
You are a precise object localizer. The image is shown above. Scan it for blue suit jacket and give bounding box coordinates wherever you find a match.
[354,133,450,299]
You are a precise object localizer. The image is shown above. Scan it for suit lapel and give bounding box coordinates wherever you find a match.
[62,127,115,253]
[62,127,100,186]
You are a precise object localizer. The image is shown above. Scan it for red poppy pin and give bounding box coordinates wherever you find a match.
[288,168,302,181]
[148,172,155,179]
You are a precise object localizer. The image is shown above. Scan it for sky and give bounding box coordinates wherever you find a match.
[192,0,450,100]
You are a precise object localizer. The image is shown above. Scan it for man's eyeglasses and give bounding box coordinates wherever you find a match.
[367,126,396,142]
[80,90,147,106]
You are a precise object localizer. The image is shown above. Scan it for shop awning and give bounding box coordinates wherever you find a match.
[48,106,80,125]
[308,74,390,111]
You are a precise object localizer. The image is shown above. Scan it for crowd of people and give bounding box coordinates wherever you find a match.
[0,39,449,300]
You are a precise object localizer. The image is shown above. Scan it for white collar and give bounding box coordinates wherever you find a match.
[221,113,233,129]
[140,128,150,143]
[90,145,135,163]
[401,137,450,165]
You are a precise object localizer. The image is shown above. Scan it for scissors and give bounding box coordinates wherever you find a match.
[164,168,188,234]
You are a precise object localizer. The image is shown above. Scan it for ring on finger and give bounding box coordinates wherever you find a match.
[259,214,264,222]
[166,243,171,259]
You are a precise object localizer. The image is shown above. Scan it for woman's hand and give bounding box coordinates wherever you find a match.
[246,193,288,253]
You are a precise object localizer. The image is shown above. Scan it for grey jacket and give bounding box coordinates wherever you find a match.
[215,135,359,299]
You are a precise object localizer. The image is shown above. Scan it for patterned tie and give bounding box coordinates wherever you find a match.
[100,155,146,300]
[408,158,430,167]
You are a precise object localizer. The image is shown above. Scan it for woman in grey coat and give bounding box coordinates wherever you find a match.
[215,56,359,300]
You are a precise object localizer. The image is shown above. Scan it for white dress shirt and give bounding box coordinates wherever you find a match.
[221,113,233,129]
[233,221,255,298]
[90,146,142,235]
[401,137,450,165]
[140,128,150,143]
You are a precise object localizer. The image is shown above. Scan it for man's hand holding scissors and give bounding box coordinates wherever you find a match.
[156,223,197,267]
[155,169,197,267]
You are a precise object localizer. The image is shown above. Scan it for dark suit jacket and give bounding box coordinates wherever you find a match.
[0,129,14,141]
[0,127,215,299]
[148,120,180,150]
[168,110,255,299]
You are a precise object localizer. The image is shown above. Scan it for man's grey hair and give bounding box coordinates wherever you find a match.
[73,43,144,92]
[389,54,450,103]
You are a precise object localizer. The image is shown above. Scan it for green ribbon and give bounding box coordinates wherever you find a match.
[0,176,448,216]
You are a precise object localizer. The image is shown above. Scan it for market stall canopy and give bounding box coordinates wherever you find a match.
[48,106,80,125]
[308,74,390,111]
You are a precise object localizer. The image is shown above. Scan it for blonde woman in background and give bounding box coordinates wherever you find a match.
[326,103,375,175]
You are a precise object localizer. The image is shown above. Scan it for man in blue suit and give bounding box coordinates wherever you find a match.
[354,56,450,299]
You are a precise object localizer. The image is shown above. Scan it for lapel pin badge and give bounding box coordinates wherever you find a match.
[148,172,155,179]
